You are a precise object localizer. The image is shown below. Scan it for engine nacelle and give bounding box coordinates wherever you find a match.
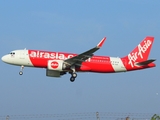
[47,60,66,71]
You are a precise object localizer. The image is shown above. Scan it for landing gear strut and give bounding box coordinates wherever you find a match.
[19,65,24,75]
[70,66,77,82]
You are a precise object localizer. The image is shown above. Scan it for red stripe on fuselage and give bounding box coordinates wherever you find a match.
[28,50,115,72]
[28,50,77,68]
[80,56,115,73]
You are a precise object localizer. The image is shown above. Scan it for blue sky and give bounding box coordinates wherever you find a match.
[0,0,160,117]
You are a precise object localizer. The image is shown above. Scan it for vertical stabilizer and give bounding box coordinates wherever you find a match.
[123,36,154,68]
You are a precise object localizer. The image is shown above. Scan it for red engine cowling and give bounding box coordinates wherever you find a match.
[47,60,66,71]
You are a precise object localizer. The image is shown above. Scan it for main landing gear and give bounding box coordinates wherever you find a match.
[70,66,77,82]
[19,65,24,75]
[70,72,77,82]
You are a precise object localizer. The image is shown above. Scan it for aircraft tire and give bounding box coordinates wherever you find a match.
[72,73,77,78]
[70,77,75,82]
[19,71,23,75]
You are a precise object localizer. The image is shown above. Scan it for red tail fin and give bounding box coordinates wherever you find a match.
[123,36,154,67]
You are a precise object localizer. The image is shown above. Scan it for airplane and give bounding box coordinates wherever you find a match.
[1,36,156,82]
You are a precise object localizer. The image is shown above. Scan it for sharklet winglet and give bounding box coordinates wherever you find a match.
[97,37,106,48]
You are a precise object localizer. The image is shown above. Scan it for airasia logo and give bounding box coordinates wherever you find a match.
[128,40,152,67]
[51,61,59,69]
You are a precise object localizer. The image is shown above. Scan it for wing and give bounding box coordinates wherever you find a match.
[64,37,106,66]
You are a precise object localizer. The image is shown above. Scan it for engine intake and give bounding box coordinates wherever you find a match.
[47,60,66,71]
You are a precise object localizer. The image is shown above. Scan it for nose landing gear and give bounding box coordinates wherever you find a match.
[19,65,24,75]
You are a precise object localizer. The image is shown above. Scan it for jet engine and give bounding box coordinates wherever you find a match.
[47,60,67,71]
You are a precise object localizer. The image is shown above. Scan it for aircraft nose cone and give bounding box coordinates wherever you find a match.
[1,55,8,62]
[1,56,5,62]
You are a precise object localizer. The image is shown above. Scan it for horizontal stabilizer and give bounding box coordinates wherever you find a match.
[135,59,156,66]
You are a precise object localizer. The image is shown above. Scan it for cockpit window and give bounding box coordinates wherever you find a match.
[10,52,15,55]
